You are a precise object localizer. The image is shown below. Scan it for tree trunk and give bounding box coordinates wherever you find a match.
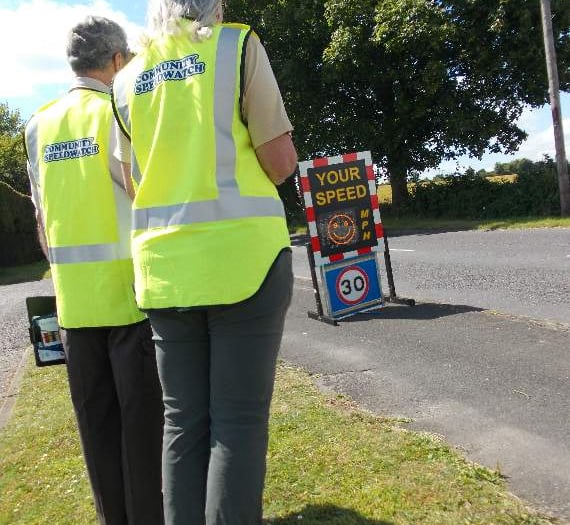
[540,0,570,216]
[388,164,409,217]
[380,79,410,217]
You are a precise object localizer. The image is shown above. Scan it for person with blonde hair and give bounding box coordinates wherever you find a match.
[112,0,297,523]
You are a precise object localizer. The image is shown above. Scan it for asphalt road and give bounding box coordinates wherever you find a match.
[386,228,570,325]
[288,228,570,521]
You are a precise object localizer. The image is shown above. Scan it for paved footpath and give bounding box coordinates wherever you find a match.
[0,279,53,427]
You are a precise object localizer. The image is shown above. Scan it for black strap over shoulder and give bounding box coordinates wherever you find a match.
[239,28,253,125]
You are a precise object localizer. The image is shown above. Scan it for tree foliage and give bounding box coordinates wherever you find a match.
[225,0,570,214]
[0,103,28,195]
[492,155,567,178]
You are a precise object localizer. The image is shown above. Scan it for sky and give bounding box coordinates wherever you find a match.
[1,0,569,177]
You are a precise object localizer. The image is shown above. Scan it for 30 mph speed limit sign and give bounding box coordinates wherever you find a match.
[322,254,384,319]
[336,266,370,305]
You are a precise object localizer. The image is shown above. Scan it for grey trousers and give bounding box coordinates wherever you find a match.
[63,320,164,525]
[148,249,293,525]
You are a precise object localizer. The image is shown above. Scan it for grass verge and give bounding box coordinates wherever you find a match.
[474,217,570,230]
[0,260,50,286]
[292,216,570,236]
[0,360,557,524]
[383,215,570,232]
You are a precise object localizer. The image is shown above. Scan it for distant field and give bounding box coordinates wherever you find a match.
[486,174,518,183]
[377,183,392,204]
[377,175,518,204]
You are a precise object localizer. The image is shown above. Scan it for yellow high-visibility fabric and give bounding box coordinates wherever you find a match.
[113,23,290,308]
[26,88,145,328]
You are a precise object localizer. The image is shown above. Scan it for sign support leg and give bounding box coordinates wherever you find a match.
[306,244,338,326]
[383,232,416,307]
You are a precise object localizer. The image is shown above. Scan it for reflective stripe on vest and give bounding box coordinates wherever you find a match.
[48,241,131,264]
[133,194,284,230]
[117,27,285,231]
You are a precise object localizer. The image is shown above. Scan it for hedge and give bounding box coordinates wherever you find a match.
[0,181,43,267]
[385,170,562,219]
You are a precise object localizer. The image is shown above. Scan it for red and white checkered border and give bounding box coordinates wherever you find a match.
[298,151,384,266]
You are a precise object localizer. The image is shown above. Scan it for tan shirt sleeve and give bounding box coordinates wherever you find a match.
[242,35,293,149]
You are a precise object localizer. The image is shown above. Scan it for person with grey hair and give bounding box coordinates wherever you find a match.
[25,15,164,525]
[67,16,130,73]
[112,0,297,523]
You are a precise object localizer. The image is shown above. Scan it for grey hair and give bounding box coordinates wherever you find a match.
[66,16,128,73]
[146,0,221,41]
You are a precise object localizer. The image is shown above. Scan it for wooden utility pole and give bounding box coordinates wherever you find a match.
[540,0,570,216]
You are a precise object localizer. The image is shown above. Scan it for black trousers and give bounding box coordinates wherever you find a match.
[63,320,164,525]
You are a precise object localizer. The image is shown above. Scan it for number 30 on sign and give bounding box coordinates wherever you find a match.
[336,266,370,305]
[322,254,384,319]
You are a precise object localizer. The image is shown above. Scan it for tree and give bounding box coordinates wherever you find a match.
[494,155,565,178]
[540,0,570,216]
[0,103,28,195]
[226,0,570,215]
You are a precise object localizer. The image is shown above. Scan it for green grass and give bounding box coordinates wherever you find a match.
[0,359,95,525]
[0,260,50,286]
[381,216,570,232]
[0,359,556,524]
[475,217,570,230]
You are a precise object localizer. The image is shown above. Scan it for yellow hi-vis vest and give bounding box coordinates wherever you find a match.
[112,23,290,309]
[25,87,145,328]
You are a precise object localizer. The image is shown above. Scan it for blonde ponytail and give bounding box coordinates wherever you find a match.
[145,0,220,41]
